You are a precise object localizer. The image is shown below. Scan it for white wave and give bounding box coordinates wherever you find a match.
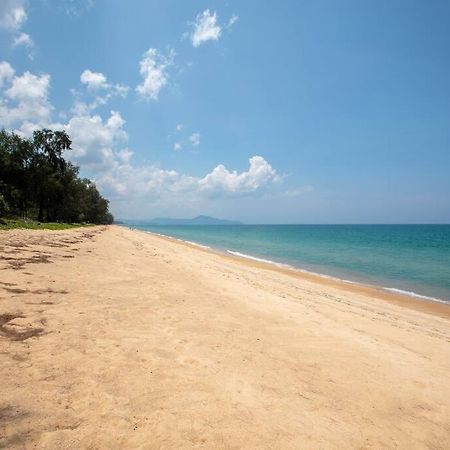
[227,251,449,304]
[183,240,211,249]
[383,287,448,304]
[133,228,450,305]
[226,250,293,269]
[146,232,210,249]
[227,251,367,283]
[297,268,339,280]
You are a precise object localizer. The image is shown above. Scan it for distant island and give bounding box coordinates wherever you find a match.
[149,215,243,226]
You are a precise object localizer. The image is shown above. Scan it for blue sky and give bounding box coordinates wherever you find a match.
[1,0,449,223]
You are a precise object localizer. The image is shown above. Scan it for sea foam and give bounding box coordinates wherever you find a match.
[383,287,448,304]
[130,223,450,304]
[226,250,293,269]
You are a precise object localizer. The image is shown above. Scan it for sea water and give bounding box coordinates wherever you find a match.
[125,223,450,303]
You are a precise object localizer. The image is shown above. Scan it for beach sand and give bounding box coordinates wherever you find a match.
[1,225,450,449]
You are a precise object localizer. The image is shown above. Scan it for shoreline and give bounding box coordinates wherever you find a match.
[125,226,450,320]
[2,225,450,447]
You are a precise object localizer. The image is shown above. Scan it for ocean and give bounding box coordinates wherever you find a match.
[124,223,450,303]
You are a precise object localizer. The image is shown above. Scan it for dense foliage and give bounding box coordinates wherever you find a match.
[0,129,113,224]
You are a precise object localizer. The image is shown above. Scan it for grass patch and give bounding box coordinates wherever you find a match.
[0,219,94,231]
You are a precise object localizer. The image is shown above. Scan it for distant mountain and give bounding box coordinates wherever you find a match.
[149,215,243,226]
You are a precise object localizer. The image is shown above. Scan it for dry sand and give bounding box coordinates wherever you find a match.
[1,225,450,449]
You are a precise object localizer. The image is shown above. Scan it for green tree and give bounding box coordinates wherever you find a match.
[31,129,72,222]
[0,128,114,224]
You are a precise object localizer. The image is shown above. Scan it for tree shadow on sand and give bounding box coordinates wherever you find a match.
[0,314,44,341]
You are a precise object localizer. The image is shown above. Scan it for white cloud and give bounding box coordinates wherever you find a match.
[92,155,279,207]
[189,9,221,47]
[198,156,278,195]
[174,142,182,151]
[189,132,200,147]
[176,123,183,132]
[0,63,282,218]
[0,0,26,31]
[0,0,34,58]
[72,69,128,114]
[0,64,128,163]
[0,68,52,132]
[6,71,49,101]
[136,48,174,101]
[0,61,15,88]
[117,148,133,164]
[80,69,128,97]
[80,69,108,90]
[62,110,127,172]
[12,31,33,48]
[12,31,35,59]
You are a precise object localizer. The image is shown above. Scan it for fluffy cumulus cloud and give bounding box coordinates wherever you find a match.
[189,9,221,47]
[116,148,133,164]
[63,110,127,172]
[136,48,174,100]
[188,9,238,47]
[0,0,27,30]
[0,62,126,171]
[0,61,15,88]
[12,31,33,48]
[0,67,52,134]
[0,62,284,217]
[72,69,128,114]
[5,71,48,101]
[80,69,108,90]
[80,69,128,98]
[93,155,279,206]
[0,1,35,59]
[198,156,278,195]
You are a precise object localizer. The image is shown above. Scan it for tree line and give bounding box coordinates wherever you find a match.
[0,129,113,224]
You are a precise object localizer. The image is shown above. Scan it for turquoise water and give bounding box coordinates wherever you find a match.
[125,223,450,303]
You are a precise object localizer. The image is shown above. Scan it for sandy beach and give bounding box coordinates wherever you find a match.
[1,225,450,449]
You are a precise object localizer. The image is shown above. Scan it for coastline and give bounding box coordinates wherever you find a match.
[1,225,450,448]
[128,226,450,320]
